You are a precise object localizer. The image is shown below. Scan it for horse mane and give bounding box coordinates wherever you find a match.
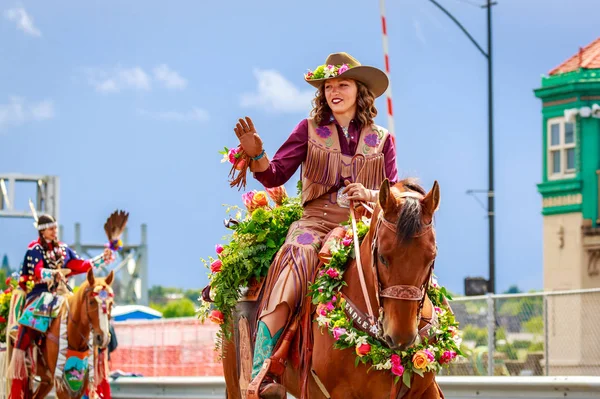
[395,178,427,242]
[67,279,91,320]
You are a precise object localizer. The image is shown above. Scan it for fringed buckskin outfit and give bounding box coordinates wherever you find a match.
[250,117,398,383]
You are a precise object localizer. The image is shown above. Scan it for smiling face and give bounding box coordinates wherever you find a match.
[41,225,58,241]
[324,78,358,117]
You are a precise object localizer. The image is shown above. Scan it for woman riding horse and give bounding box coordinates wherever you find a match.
[234,52,398,399]
[8,214,114,399]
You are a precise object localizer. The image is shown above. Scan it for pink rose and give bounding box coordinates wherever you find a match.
[215,244,224,254]
[306,71,314,79]
[325,302,335,312]
[424,349,435,362]
[355,343,371,357]
[242,191,255,211]
[210,259,222,273]
[391,354,404,376]
[317,303,328,316]
[228,147,241,164]
[440,350,457,364]
[326,268,339,279]
[332,327,347,341]
[342,238,352,247]
[331,295,337,303]
[338,64,349,75]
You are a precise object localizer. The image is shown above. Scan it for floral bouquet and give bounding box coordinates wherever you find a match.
[198,181,303,353]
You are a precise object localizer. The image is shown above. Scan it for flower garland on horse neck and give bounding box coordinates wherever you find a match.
[308,220,463,387]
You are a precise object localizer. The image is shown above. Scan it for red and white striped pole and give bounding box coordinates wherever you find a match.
[379,0,395,137]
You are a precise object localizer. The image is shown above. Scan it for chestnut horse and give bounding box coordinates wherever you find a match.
[11,269,115,399]
[223,179,443,399]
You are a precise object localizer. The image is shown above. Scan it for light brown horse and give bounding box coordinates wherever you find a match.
[223,178,444,399]
[23,269,115,399]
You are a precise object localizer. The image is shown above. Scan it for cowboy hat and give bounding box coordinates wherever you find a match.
[304,52,389,98]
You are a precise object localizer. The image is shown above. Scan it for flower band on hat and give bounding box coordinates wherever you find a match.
[305,63,353,81]
[36,221,58,231]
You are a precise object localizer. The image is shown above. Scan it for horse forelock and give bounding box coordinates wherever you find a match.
[393,179,427,242]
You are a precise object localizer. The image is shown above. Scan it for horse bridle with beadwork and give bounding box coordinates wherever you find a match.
[350,190,436,342]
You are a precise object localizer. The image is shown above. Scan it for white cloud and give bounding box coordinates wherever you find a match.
[30,100,54,120]
[87,65,188,93]
[4,7,41,37]
[413,18,426,45]
[137,107,209,122]
[0,97,54,130]
[153,64,187,90]
[240,69,314,113]
[88,66,151,93]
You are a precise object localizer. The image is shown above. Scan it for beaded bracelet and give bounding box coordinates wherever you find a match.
[252,150,266,161]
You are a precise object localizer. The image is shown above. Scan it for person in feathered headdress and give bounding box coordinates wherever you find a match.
[7,211,115,399]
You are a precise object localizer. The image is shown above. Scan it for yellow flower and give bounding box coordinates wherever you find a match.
[252,191,269,208]
[412,351,431,370]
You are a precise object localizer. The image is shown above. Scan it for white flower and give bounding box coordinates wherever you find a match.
[344,330,358,344]
[316,315,331,327]
[452,335,463,346]
[221,152,229,163]
[374,359,392,370]
[355,335,369,347]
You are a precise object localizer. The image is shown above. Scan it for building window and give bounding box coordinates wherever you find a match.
[548,117,576,179]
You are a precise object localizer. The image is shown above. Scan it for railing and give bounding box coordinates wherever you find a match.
[107,376,600,399]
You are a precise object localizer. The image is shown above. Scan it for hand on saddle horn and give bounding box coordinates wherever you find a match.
[234,116,264,158]
[343,180,376,203]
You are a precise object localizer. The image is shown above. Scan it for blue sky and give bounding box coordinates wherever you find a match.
[0,0,597,295]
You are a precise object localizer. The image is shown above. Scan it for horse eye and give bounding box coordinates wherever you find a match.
[379,254,388,266]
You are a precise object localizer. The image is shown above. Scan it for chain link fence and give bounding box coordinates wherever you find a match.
[108,289,600,378]
[442,288,600,377]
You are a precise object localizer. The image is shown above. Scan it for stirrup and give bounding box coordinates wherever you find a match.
[247,359,286,399]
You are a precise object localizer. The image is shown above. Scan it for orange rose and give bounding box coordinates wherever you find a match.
[251,191,269,209]
[412,351,430,370]
[355,343,371,357]
[209,310,224,325]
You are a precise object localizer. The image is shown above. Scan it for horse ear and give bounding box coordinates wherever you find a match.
[105,270,115,286]
[87,267,95,286]
[378,179,392,210]
[421,180,440,223]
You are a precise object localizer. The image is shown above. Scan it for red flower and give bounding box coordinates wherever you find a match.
[209,310,224,325]
[355,343,371,357]
[5,277,11,286]
[0,316,6,323]
[210,259,222,273]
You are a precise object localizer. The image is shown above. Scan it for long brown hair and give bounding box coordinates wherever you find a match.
[310,80,378,128]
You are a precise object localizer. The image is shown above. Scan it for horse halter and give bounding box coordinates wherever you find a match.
[352,190,436,342]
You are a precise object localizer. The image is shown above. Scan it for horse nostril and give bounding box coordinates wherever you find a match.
[384,335,396,349]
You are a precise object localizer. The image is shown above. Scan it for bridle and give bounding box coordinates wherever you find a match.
[349,190,436,341]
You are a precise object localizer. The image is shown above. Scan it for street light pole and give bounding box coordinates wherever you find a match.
[486,0,495,295]
[428,0,496,294]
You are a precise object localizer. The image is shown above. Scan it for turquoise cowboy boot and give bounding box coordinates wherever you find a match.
[250,321,285,399]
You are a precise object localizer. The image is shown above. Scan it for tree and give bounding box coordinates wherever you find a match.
[503,285,522,294]
[161,298,197,318]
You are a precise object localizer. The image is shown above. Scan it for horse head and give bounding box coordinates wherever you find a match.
[78,268,115,348]
[371,178,439,350]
